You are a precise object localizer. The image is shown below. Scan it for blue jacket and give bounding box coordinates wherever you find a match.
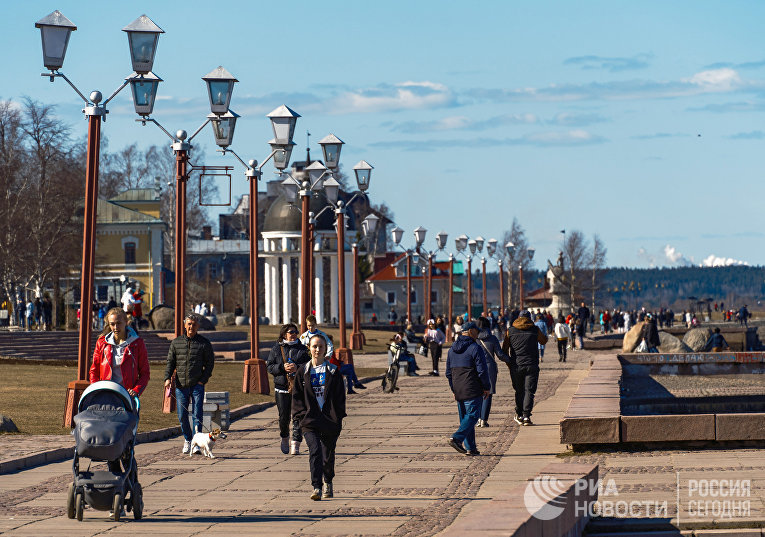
[445,335,490,401]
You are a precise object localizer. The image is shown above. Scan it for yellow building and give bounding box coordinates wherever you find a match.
[91,189,166,308]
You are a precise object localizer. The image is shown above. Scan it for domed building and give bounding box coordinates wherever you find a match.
[261,191,356,325]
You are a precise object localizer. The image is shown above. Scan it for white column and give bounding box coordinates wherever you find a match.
[344,250,353,324]
[314,256,324,323]
[264,257,272,324]
[271,258,280,325]
[283,256,292,324]
[329,254,338,323]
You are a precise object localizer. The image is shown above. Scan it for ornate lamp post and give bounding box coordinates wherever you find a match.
[519,248,535,310]
[214,105,299,395]
[454,234,471,319]
[35,11,168,426]
[351,214,379,350]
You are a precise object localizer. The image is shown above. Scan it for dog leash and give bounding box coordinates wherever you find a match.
[165,385,216,434]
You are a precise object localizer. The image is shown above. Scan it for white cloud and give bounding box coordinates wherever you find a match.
[330,81,456,114]
[664,245,694,266]
[686,68,742,92]
[700,255,749,267]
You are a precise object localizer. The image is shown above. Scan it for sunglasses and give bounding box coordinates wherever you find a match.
[286,330,298,335]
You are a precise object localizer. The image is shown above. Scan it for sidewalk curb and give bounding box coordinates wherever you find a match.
[0,401,276,475]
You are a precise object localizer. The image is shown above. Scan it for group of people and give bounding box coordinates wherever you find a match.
[2,295,54,330]
[445,309,548,455]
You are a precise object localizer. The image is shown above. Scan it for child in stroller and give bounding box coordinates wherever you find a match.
[68,381,143,521]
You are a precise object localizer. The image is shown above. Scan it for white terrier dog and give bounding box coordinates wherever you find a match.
[189,428,227,458]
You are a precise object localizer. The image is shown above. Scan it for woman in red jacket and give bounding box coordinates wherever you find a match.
[89,308,150,397]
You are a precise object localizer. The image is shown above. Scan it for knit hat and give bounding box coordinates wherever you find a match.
[461,321,478,332]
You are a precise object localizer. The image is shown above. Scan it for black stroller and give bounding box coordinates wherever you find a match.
[383,341,405,393]
[67,381,143,521]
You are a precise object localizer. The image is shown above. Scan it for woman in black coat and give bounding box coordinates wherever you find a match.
[292,334,346,501]
[266,323,310,455]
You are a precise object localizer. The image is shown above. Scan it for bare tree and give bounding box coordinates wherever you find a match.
[500,218,532,309]
[19,98,83,299]
[588,234,608,311]
[560,229,590,308]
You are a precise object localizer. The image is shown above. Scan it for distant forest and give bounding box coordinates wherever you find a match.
[480,265,765,311]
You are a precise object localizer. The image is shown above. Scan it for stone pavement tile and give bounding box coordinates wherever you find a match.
[376,472,454,488]
[148,470,248,491]
[304,515,409,535]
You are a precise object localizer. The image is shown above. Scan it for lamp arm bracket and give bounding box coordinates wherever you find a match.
[313,205,332,220]
[345,192,361,207]
[102,78,130,107]
[42,72,89,105]
[309,170,331,191]
[137,118,176,142]
[188,118,211,143]
[219,147,249,170]
[257,149,278,171]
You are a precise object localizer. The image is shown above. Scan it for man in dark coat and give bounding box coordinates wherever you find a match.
[164,313,215,454]
[445,321,490,456]
[640,314,661,353]
[577,302,590,345]
[503,310,548,426]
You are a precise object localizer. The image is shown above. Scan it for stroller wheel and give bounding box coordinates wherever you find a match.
[132,482,143,520]
[112,493,122,521]
[66,483,75,519]
[75,492,84,521]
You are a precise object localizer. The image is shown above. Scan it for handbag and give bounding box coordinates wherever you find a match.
[280,345,295,392]
[635,339,649,353]
[417,343,428,357]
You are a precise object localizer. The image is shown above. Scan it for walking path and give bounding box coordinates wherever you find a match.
[5,343,765,535]
[0,348,587,536]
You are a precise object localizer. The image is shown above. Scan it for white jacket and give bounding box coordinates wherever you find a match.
[554,322,571,339]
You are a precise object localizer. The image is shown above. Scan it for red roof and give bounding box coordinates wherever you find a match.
[368,253,453,282]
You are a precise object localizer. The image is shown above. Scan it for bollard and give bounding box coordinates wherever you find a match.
[243,358,270,394]
[162,376,176,414]
[63,380,90,427]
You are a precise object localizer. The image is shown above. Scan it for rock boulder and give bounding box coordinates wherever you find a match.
[658,331,692,353]
[148,305,174,330]
[235,315,249,326]
[622,321,645,353]
[0,414,18,433]
[218,312,235,327]
[683,327,712,352]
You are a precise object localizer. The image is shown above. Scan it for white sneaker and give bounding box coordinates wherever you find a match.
[182,440,191,454]
[290,441,300,455]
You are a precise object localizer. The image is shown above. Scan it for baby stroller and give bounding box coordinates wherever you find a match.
[67,381,143,521]
[383,341,407,393]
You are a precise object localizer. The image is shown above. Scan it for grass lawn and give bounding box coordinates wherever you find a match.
[0,362,384,436]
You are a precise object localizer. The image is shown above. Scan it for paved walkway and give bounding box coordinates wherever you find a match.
[0,348,588,536]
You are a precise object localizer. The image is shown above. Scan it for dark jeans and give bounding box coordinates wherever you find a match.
[510,365,539,419]
[557,339,567,361]
[429,342,442,372]
[176,384,204,442]
[480,395,492,422]
[303,429,339,489]
[275,390,302,441]
[454,396,482,452]
[340,363,361,391]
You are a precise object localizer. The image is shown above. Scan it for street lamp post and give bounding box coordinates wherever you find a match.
[391,226,413,325]
[518,248,535,310]
[486,238,503,315]
[215,104,299,394]
[447,253,455,341]
[35,11,167,426]
[351,213,379,350]
[454,234,471,320]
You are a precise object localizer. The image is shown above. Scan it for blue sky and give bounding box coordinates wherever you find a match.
[6,1,765,269]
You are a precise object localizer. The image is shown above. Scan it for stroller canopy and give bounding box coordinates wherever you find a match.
[74,381,138,461]
[79,381,135,413]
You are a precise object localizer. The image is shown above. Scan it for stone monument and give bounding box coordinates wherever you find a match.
[546,252,572,318]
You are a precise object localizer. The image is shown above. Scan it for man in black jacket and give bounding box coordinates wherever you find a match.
[445,321,490,456]
[164,314,215,454]
[502,310,548,426]
[577,302,590,346]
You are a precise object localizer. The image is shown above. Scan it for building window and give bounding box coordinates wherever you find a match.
[209,264,218,278]
[387,291,396,305]
[431,290,438,304]
[124,242,136,265]
[411,290,418,304]
[363,301,373,310]
[97,285,108,302]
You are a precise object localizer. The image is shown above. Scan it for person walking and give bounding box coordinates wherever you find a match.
[534,313,548,362]
[267,323,310,455]
[640,313,661,353]
[423,319,446,376]
[554,315,571,362]
[164,314,215,455]
[503,310,548,426]
[445,321,490,456]
[475,316,511,428]
[291,334,346,501]
[25,299,34,330]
